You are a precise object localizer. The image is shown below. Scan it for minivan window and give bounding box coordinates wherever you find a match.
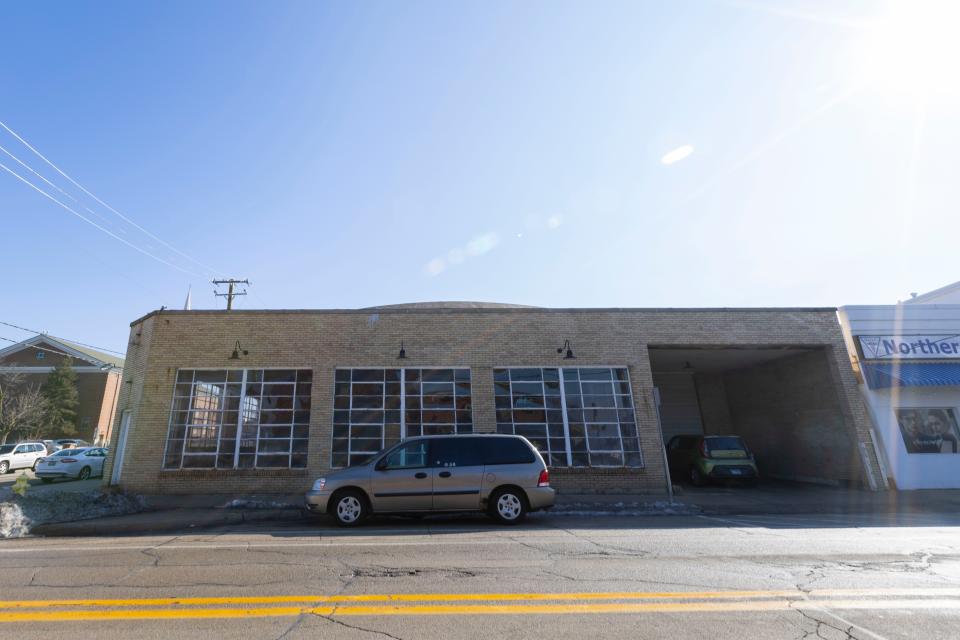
[381,440,428,470]
[480,437,535,465]
[432,437,484,467]
[705,437,747,451]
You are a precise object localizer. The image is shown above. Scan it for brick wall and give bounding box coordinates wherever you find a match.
[103,307,882,495]
[722,349,861,485]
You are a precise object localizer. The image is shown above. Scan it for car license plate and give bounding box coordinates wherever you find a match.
[730,469,742,475]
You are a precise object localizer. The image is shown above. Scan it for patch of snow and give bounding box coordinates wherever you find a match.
[223,499,299,510]
[0,490,146,538]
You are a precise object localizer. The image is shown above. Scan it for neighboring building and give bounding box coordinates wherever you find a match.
[103,303,883,495]
[839,282,960,490]
[0,335,124,445]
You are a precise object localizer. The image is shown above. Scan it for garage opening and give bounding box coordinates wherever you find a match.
[649,346,863,487]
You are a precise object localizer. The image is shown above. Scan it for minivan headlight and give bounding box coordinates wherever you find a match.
[312,478,326,492]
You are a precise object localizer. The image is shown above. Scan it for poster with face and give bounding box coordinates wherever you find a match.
[896,408,960,454]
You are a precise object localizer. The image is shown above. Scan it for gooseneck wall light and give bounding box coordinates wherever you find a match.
[557,340,575,360]
[229,340,249,360]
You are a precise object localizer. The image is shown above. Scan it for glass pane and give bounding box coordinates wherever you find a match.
[352,369,384,382]
[421,369,454,382]
[182,454,216,468]
[579,368,612,381]
[264,370,297,383]
[511,368,543,382]
[256,454,290,468]
[383,441,428,469]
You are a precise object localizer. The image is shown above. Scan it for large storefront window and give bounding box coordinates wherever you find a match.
[494,367,641,468]
[164,369,312,470]
[332,368,472,467]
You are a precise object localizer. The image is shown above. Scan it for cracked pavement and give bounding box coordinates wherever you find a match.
[1,510,960,639]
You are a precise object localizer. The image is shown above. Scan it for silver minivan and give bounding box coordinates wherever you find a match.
[305,434,555,526]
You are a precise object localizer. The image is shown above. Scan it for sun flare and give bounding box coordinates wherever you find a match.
[854,0,960,98]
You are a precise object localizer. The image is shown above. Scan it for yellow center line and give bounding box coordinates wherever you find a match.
[1,599,960,622]
[0,588,958,610]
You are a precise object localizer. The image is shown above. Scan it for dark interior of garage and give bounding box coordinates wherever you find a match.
[649,346,864,488]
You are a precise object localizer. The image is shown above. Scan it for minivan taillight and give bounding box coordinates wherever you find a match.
[537,469,550,487]
[699,441,711,459]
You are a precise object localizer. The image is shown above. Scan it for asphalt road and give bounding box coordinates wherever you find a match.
[2,511,960,639]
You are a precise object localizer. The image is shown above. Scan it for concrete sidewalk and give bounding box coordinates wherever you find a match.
[27,484,960,537]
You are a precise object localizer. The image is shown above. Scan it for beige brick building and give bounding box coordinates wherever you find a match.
[104,303,884,496]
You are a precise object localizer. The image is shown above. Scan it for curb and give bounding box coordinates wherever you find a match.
[30,507,308,537]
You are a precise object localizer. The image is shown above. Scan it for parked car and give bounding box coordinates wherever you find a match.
[666,435,759,486]
[35,447,109,483]
[306,434,555,526]
[53,439,91,450]
[0,442,49,474]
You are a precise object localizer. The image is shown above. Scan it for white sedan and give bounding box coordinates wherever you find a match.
[35,447,109,483]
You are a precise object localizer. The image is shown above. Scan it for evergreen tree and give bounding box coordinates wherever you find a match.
[42,360,79,437]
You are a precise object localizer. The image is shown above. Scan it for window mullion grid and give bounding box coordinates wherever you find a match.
[507,374,515,436]
[558,368,574,467]
[233,369,248,469]
[612,372,625,465]
[348,380,355,464]
[180,373,197,469]
[400,368,406,440]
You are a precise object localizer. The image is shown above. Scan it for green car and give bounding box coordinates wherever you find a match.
[666,435,759,486]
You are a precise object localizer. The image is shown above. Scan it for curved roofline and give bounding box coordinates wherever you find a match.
[130,306,839,327]
[363,301,541,310]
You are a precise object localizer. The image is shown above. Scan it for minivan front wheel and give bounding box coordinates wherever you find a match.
[331,490,367,527]
[490,488,527,525]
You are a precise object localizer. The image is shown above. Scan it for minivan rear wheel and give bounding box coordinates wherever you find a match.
[331,490,367,527]
[489,488,527,525]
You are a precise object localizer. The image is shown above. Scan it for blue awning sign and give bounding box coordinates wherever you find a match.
[861,362,960,389]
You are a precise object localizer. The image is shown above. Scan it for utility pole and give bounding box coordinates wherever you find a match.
[212,278,249,311]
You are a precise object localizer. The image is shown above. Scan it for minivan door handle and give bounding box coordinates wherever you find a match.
[438,471,452,478]
[414,472,428,479]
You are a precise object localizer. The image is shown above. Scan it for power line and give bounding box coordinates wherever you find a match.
[0,160,206,278]
[0,120,224,278]
[0,142,118,228]
[0,321,126,356]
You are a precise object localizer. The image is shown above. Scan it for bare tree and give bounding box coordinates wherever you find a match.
[0,370,50,444]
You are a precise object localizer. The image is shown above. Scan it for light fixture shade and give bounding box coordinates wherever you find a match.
[230,340,247,360]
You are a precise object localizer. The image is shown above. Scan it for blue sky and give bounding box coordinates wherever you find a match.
[2,0,958,353]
